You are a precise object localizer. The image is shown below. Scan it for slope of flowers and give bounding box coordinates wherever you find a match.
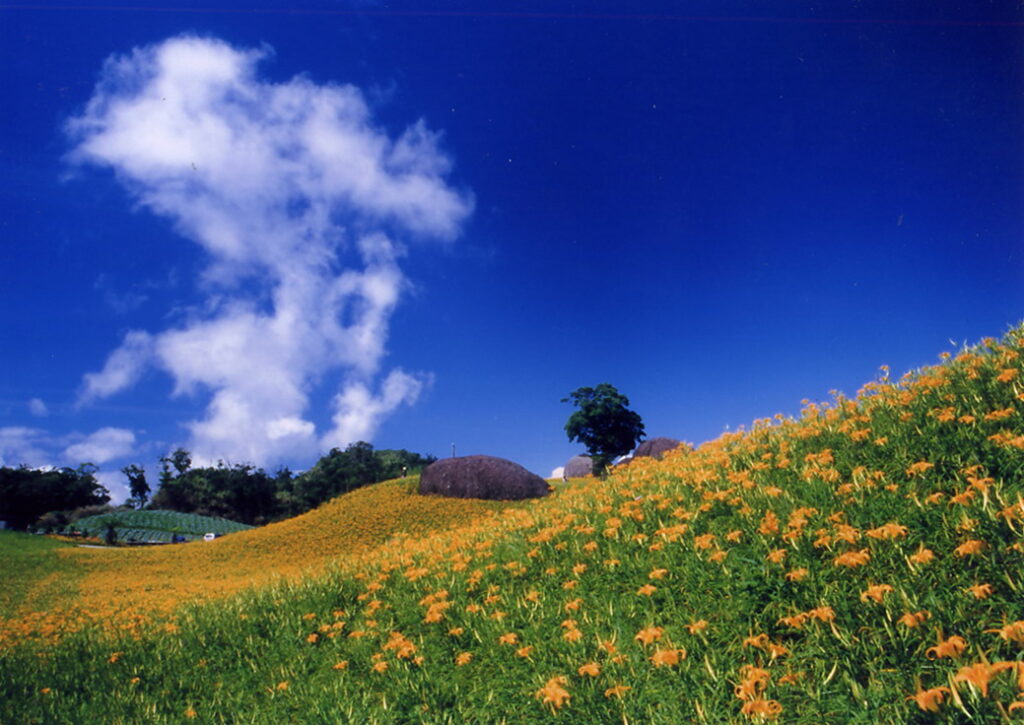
[0,478,526,649]
[2,325,1023,723]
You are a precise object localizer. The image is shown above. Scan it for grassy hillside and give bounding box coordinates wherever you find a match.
[0,479,527,649]
[0,531,79,620]
[2,325,1023,723]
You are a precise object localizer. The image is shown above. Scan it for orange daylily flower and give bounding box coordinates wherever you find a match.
[785,567,809,581]
[906,461,935,477]
[907,546,935,565]
[965,583,993,599]
[985,621,1024,644]
[635,626,663,645]
[778,613,808,629]
[693,533,717,550]
[739,698,783,719]
[686,620,708,635]
[777,671,803,686]
[734,665,771,700]
[808,605,835,622]
[954,539,986,557]
[743,633,770,649]
[907,686,951,712]
[859,583,893,604]
[926,635,968,659]
[577,662,601,677]
[650,647,685,667]
[833,549,870,567]
[898,610,931,628]
[563,628,583,643]
[536,676,570,710]
[996,368,1019,383]
[953,662,1014,698]
[866,522,908,540]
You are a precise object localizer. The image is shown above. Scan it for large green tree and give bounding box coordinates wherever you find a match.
[0,464,110,530]
[562,383,645,476]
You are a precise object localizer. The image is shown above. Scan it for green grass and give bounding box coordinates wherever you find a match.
[66,510,252,544]
[0,531,79,619]
[2,323,1024,723]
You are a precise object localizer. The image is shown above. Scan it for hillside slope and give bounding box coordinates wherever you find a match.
[2,325,1023,723]
[0,478,529,648]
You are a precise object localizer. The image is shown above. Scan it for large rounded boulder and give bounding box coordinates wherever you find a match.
[563,455,594,478]
[633,437,680,460]
[419,455,550,500]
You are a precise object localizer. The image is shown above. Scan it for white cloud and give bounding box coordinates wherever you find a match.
[69,35,472,466]
[322,369,428,450]
[95,470,131,506]
[0,427,51,468]
[79,330,153,405]
[549,466,565,480]
[63,427,136,465]
[28,398,48,417]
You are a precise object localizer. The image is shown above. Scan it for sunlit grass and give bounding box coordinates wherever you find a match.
[0,531,79,620]
[2,323,1023,723]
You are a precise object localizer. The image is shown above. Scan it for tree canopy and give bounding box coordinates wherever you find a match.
[145,442,436,525]
[563,383,645,475]
[0,464,110,530]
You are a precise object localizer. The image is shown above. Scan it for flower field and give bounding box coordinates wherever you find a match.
[2,324,1024,723]
[0,479,524,649]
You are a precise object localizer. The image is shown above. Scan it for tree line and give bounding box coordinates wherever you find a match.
[0,442,435,531]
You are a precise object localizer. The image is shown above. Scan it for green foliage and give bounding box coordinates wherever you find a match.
[121,464,150,510]
[150,458,281,526]
[283,442,436,515]
[146,442,436,524]
[66,510,252,544]
[563,383,646,475]
[0,464,110,530]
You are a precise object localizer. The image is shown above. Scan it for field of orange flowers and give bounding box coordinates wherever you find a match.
[2,324,1023,723]
[0,478,525,649]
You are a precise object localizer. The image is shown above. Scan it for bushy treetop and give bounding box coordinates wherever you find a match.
[563,383,645,475]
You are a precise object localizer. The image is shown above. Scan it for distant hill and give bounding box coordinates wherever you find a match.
[64,510,251,544]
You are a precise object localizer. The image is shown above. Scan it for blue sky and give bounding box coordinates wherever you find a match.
[2,1,1022,502]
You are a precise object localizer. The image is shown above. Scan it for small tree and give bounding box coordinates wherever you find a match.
[122,464,150,509]
[562,383,645,476]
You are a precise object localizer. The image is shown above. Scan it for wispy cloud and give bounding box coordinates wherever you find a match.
[69,35,472,465]
[27,398,48,417]
[0,427,51,468]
